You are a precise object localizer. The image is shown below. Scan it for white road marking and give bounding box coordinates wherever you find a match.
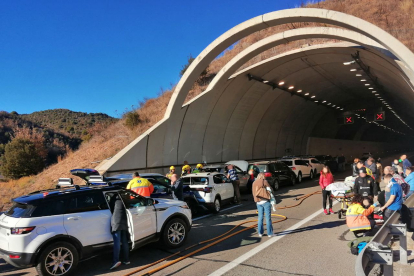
[208,200,339,276]
[192,204,242,221]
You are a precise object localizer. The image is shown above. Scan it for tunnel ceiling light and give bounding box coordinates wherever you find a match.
[314,100,319,103]
[332,105,336,107]
[278,81,285,86]
[340,108,344,110]
[288,86,294,90]
[343,61,355,65]
[311,95,316,98]
[322,100,326,103]
[327,103,331,105]
[375,94,379,96]
[365,84,370,86]
[360,79,366,81]
[369,87,374,90]
[304,93,309,96]
[350,69,357,72]
[297,90,302,93]
[356,74,362,77]
[263,80,269,84]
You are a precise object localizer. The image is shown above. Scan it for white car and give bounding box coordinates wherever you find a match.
[184,172,234,213]
[279,158,314,183]
[300,157,325,175]
[0,186,191,276]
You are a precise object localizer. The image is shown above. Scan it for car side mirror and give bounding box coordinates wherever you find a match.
[146,198,155,206]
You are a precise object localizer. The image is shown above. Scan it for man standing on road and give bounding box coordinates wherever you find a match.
[109,194,130,270]
[354,167,377,197]
[126,172,154,197]
[227,164,241,204]
[380,174,403,221]
[400,154,412,176]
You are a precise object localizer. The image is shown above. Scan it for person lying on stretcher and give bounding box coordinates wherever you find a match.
[346,194,376,237]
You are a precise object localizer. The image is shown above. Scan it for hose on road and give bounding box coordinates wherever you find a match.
[124,190,322,276]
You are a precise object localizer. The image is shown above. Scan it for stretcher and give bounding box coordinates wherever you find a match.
[325,180,355,219]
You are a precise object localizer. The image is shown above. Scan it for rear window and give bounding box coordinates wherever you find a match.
[281,161,292,166]
[190,177,209,185]
[5,202,36,218]
[255,165,267,172]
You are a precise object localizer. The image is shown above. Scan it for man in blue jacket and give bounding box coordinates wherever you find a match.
[400,154,412,176]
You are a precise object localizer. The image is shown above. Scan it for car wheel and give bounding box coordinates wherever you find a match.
[162,218,188,249]
[273,179,280,191]
[314,169,318,176]
[212,197,221,213]
[297,173,302,183]
[291,175,296,186]
[36,242,79,276]
[310,170,314,179]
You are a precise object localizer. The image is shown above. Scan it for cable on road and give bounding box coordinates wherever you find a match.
[124,190,322,276]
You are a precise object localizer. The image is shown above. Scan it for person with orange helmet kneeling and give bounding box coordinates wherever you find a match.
[126,172,154,197]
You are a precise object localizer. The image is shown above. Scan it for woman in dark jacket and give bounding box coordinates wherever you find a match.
[109,194,130,270]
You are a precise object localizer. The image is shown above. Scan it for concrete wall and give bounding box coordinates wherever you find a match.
[307,137,407,162]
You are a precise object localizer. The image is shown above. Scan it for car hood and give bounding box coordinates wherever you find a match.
[225,160,249,172]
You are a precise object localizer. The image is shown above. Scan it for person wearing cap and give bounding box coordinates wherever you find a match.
[400,154,412,176]
[192,164,204,174]
[166,166,175,179]
[354,167,377,197]
[227,164,241,204]
[126,172,154,197]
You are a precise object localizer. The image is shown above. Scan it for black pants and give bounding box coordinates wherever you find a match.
[322,189,332,209]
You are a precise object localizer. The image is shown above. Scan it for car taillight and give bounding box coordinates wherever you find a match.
[291,167,296,170]
[264,172,272,178]
[9,255,21,259]
[11,227,36,235]
[203,187,212,193]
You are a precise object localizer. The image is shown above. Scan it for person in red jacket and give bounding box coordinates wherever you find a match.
[319,166,334,215]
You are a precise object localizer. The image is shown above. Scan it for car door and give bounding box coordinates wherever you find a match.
[233,166,249,188]
[310,158,323,172]
[118,190,157,241]
[297,160,311,176]
[276,162,290,184]
[219,174,234,200]
[63,192,113,247]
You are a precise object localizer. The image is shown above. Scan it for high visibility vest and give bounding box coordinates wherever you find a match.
[126,177,154,197]
[346,203,374,232]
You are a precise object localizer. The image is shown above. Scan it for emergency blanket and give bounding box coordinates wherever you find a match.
[325,182,353,197]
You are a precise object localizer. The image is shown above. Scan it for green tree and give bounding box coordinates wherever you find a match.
[0,138,45,179]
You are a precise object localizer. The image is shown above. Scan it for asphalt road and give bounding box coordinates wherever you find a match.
[1,155,412,276]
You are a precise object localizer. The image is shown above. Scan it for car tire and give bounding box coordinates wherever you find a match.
[273,179,280,191]
[36,241,79,276]
[310,170,314,179]
[162,218,188,249]
[212,197,221,213]
[291,175,296,186]
[297,172,302,183]
[314,169,318,176]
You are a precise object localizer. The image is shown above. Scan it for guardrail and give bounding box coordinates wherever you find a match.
[355,195,414,275]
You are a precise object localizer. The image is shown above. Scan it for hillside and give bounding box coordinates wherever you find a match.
[1,0,413,210]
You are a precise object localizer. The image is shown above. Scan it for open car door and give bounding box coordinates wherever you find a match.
[70,168,100,184]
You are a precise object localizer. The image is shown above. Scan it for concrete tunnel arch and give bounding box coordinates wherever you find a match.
[97,8,414,175]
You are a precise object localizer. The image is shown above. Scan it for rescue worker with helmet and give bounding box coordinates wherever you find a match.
[192,164,204,173]
[126,172,154,197]
[166,166,175,179]
[354,167,378,197]
[182,165,191,176]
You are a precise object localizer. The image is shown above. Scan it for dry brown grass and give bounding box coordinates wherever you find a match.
[1,0,413,210]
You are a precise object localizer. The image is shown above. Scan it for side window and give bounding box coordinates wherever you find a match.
[154,176,171,185]
[66,192,108,213]
[119,190,146,208]
[311,159,319,164]
[213,175,222,184]
[182,177,191,185]
[32,199,68,217]
[269,163,276,172]
[220,174,231,183]
[234,166,243,174]
[278,163,288,170]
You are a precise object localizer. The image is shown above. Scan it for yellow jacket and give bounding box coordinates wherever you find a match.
[346,203,374,232]
[126,177,154,197]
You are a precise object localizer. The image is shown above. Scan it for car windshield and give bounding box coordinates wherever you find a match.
[5,202,37,218]
[280,161,292,166]
[255,165,267,172]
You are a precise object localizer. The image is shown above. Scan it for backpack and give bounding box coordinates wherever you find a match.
[348,236,372,255]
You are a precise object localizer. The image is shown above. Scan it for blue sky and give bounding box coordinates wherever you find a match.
[0,0,305,117]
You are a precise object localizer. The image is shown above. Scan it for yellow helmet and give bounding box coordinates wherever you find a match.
[196,163,203,169]
[182,165,190,171]
[170,166,175,170]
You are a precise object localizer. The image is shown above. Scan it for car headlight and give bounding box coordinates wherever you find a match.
[180,205,190,209]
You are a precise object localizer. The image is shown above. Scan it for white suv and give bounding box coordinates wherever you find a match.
[300,157,324,176]
[279,157,313,183]
[0,185,191,276]
[183,172,234,213]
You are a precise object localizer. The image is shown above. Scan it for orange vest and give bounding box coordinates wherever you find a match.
[126,177,154,197]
